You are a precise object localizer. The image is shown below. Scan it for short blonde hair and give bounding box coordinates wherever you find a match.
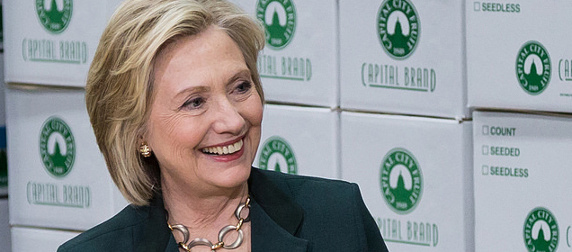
[86,0,265,206]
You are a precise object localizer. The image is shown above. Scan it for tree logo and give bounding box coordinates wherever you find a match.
[516,41,551,95]
[523,207,559,252]
[258,136,297,174]
[256,0,297,50]
[377,0,420,59]
[36,0,73,34]
[39,117,75,178]
[380,148,423,214]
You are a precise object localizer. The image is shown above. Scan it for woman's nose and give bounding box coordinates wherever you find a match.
[211,98,246,135]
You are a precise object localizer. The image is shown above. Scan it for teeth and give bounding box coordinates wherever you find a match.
[202,139,243,155]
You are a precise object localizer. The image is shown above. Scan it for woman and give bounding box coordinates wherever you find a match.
[59,0,388,251]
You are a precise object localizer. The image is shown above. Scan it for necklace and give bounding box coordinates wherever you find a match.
[167,196,251,252]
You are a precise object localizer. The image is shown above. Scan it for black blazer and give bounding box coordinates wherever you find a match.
[58,168,389,251]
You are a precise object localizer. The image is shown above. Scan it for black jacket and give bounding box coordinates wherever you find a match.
[58,168,389,251]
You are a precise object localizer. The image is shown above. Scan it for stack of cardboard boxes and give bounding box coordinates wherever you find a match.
[339,1,473,251]
[3,1,126,251]
[230,0,341,179]
[467,1,572,251]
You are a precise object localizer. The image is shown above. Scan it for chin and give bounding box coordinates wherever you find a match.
[210,163,252,189]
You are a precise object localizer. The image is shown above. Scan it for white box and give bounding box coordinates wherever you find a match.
[1,199,10,251]
[467,0,572,113]
[340,0,468,119]
[3,0,121,87]
[6,87,127,231]
[11,226,80,252]
[341,112,473,251]
[229,0,338,107]
[473,111,572,251]
[254,104,339,179]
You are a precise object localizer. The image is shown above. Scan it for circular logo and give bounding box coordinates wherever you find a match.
[516,41,551,95]
[256,0,297,50]
[39,117,75,178]
[36,0,73,34]
[377,0,420,60]
[523,207,559,252]
[258,136,297,174]
[380,148,422,214]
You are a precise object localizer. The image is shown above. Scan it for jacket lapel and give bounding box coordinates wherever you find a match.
[133,168,309,252]
[250,198,309,251]
[249,168,309,251]
[133,194,178,252]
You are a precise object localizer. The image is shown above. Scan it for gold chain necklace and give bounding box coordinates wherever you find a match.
[167,197,251,251]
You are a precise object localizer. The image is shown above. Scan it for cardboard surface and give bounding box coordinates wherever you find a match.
[473,111,572,251]
[229,0,338,107]
[341,112,474,251]
[466,0,572,113]
[11,226,80,252]
[340,0,468,119]
[6,87,127,231]
[254,104,339,179]
[0,199,10,251]
[3,0,122,87]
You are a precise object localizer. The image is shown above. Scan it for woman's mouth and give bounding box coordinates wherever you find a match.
[201,139,244,155]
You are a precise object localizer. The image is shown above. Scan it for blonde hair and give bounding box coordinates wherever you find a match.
[86,0,265,206]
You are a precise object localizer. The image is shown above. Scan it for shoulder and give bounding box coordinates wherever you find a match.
[251,168,388,251]
[253,168,361,202]
[251,169,364,223]
[57,205,148,251]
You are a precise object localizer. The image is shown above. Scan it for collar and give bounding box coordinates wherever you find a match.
[135,167,308,251]
[249,168,309,251]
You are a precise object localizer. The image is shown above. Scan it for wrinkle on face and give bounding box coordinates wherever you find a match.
[144,26,262,198]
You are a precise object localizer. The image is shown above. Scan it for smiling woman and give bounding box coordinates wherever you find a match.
[57,0,388,251]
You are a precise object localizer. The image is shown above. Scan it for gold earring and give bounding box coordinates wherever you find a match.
[139,142,152,157]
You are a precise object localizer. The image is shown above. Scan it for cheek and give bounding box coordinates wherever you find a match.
[147,114,206,162]
[245,96,264,127]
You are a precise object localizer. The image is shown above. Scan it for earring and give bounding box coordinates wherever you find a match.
[139,142,152,157]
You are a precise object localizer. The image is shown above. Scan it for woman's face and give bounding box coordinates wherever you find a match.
[146,26,263,195]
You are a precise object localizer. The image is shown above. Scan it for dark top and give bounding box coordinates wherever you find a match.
[58,168,389,251]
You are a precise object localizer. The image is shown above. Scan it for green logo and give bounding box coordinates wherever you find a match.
[256,0,297,50]
[524,207,559,252]
[258,136,297,174]
[516,41,551,95]
[377,0,420,60]
[36,0,73,34]
[39,117,75,178]
[380,148,422,214]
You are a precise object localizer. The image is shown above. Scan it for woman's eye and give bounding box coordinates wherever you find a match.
[182,97,205,110]
[235,81,252,94]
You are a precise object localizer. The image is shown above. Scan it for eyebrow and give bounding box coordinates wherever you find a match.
[173,68,251,98]
[174,86,210,100]
[226,69,252,85]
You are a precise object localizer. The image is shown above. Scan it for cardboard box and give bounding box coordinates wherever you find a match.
[253,104,339,179]
[229,0,338,107]
[341,112,474,251]
[467,0,572,113]
[473,111,572,251]
[11,226,80,252]
[340,0,468,119]
[0,199,10,251]
[3,0,121,87]
[6,87,127,231]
